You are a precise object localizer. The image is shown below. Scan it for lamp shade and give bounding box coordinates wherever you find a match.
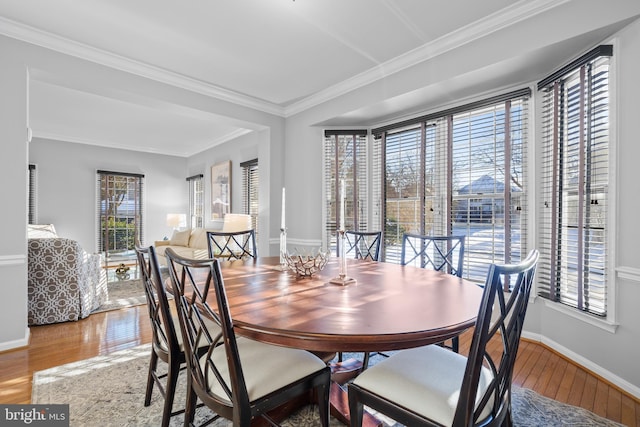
[222,213,252,232]
[166,213,187,228]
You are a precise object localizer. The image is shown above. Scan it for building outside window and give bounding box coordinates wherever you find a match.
[373,90,530,284]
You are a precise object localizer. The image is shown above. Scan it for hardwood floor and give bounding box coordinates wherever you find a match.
[1,305,638,426]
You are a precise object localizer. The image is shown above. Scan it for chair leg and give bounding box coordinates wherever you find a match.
[347,386,364,427]
[183,377,197,427]
[452,336,459,353]
[160,358,181,427]
[317,380,330,427]
[362,352,371,370]
[145,350,159,406]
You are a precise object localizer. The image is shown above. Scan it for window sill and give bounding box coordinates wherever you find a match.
[538,298,618,334]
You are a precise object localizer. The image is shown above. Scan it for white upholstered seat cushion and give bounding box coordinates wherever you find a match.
[157,314,220,354]
[201,339,327,404]
[352,345,494,427]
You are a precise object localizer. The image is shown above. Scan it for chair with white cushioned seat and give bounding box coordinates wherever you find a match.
[135,244,185,427]
[135,244,217,427]
[348,249,539,427]
[164,248,331,427]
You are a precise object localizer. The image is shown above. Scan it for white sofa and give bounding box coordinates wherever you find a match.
[154,214,252,265]
[27,224,108,325]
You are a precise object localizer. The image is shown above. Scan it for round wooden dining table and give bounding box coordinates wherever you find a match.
[214,256,484,353]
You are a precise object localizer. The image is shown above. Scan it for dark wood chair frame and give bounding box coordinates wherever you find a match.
[135,244,186,427]
[337,230,383,368]
[206,229,257,261]
[401,233,466,352]
[348,249,539,427]
[164,248,331,427]
[401,233,466,277]
[343,230,383,261]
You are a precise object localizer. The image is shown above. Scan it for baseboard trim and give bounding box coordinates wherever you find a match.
[0,327,30,353]
[521,331,640,401]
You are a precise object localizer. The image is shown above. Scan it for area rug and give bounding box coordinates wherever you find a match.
[32,345,624,427]
[91,279,147,314]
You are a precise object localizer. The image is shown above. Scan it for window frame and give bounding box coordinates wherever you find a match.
[187,174,204,229]
[536,44,616,325]
[375,89,531,286]
[241,158,259,234]
[322,130,373,255]
[96,170,144,256]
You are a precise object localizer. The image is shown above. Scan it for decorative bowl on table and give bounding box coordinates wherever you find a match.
[284,249,330,277]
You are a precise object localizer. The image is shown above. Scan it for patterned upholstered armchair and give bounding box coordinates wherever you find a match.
[27,225,108,325]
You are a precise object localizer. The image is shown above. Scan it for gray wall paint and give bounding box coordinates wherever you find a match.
[29,138,187,250]
[1,13,639,397]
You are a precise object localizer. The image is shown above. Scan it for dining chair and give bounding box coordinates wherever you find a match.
[401,233,466,352]
[401,233,465,277]
[206,229,257,260]
[343,230,383,261]
[337,230,383,369]
[348,249,539,427]
[164,248,331,427]
[134,244,189,427]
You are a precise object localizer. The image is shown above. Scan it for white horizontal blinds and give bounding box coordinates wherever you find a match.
[240,159,259,235]
[187,174,204,229]
[377,89,530,284]
[425,120,447,237]
[452,105,507,281]
[371,135,383,249]
[28,164,37,224]
[384,126,421,264]
[323,130,368,256]
[354,135,368,232]
[538,49,610,316]
[97,170,144,253]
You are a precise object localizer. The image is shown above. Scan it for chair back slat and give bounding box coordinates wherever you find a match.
[135,245,180,358]
[164,248,248,420]
[343,230,382,261]
[207,230,257,260]
[401,233,465,277]
[454,249,539,426]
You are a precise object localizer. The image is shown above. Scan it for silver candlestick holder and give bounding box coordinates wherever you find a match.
[330,230,356,286]
[273,227,288,271]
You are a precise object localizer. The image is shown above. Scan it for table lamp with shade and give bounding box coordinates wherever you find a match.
[166,213,187,230]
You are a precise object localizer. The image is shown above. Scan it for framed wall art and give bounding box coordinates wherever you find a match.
[210,161,231,219]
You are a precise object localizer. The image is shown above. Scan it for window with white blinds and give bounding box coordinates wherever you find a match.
[537,45,612,317]
[187,174,204,229]
[323,130,370,256]
[28,164,37,224]
[375,89,530,284]
[96,170,144,253]
[241,159,259,234]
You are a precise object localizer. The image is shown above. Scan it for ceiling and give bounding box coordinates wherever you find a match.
[0,0,638,156]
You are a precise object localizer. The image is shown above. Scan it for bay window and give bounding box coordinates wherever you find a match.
[537,45,612,317]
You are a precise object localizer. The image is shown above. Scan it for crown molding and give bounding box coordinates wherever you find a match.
[1,0,567,119]
[0,16,285,117]
[284,0,568,117]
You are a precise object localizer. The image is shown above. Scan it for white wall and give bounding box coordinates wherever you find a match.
[29,138,187,249]
[2,4,639,399]
[0,33,285,352]
[0,36,29,351]
[186,127,277,256]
